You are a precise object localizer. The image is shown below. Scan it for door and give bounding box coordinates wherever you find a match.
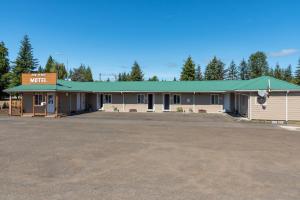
[148,94,153,110]
[99,94,103,109]
[224,93,231,112]
[47,93,55,113]
[164,94,170,111]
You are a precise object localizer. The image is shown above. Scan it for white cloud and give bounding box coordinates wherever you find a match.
[270,49,299,57]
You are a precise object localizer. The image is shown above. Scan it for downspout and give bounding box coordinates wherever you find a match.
[286,90,289,123]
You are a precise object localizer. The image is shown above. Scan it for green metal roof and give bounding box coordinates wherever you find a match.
[4,76,300,93]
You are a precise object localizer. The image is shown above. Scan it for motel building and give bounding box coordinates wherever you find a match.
[4,73,300,122]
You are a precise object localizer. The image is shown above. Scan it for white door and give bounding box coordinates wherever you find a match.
[224,93,230,112]
[47,93,55,113]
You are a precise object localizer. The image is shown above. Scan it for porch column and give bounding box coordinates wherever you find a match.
[45,93,47,116]
[193,92,195,112]
[9,94,12,116]
[285,91,289,122]
[55,93,59,117]
[122,92,125,112]
[20,93,23,116]
[32,94,35,116]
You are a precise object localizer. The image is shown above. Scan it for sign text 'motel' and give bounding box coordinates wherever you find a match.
[22,73,57,85]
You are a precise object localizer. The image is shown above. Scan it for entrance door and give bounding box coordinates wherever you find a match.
[164,94,170,111]
[148,94,153,110]
[47,93,55,113]
[99,94,103,109]
[224,93,231,112]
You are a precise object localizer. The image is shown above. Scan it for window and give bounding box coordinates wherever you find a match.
[211,94,219,105]
[173,94,181,104]
[34,94,45,105]
[137,94,145,104]
[104,94,112,104]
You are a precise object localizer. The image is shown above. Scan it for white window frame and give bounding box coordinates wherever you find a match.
[34,93,45,106]
[210,94,219,105]
[104,94,112,104]
[137,94,145,104]
[173,94,181,105]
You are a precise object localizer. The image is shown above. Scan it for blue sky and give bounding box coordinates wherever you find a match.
[1,0,300,80]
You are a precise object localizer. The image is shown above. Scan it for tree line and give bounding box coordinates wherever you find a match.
[0,35,94,98]
[1,35,300,99]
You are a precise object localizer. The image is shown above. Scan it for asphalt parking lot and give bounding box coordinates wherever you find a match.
[0,112,299,200]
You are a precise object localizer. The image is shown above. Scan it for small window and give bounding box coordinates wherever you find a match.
[104,94,112,104]
[173,94,181,104]
[137,94,145,104]
[34,94,45,105]
[211,94,219,105]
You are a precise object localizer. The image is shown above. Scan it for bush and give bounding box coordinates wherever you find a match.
[2,102,9,109]
[176,107,183,112]
[113,107,119,112]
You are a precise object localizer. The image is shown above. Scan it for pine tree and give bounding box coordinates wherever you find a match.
[227,61,238,80]
[248,51,268,78]
[274,63,283,80]
[148,75,159,81]
[45,56,55,72]
[283,65,293,82]
[173,77,177,81]
[117,72,131,81]
[10,35,38,86]
[0,42,10,98]
[239,59,250,80]
[70,64,93,82]
[180,56,195,81]
[44,55,68,79]
[295,58,300,85]
[195,65,203,80]
[37,65,44,73]
[205,56,225,80]
[130,61,144,81]
[85,66,93,81]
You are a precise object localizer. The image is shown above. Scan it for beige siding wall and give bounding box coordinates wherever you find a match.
[101,92,224,113]
[287,92,300,121]
[250,92,286,121]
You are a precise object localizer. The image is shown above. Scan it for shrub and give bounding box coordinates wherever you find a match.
[176,107,183,112]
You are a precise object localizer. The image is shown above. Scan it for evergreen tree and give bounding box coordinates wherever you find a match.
[37,65,44,73]
[274,63,283,79]
[0,42,10,98]
[44,55,68,79]
[117,72,131,81]
[10,35,38,86]
[239,59,250,80]
[45,56,55,72]
[70,64,93,82]
[130,61,144,81]
[227,60,238,80]
[248,51,268,78]
[173,77,177,81]
[282,65,292,82]
[148,75,159,81]
[268,68,274,77]
[205,56,225,80]
[195,65,203,80]
[180,56,195,81]
[295,58,300,85]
